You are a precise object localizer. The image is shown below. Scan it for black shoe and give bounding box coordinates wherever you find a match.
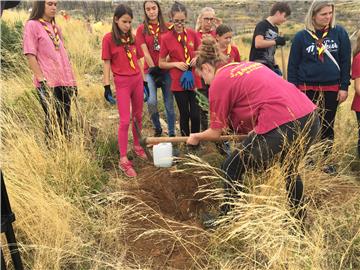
[154,129,162,137]
[323,164,337,175]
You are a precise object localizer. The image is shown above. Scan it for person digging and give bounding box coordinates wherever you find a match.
[186,37,320,228]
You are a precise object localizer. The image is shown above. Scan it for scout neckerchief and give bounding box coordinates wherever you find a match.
[307,26,329,62]
[225,44,232,58]
[121,35,136,70]
[175,29,191,65]
[39,18,60,50]
[148,22,160,51]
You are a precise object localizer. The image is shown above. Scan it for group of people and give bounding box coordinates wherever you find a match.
[21,0,359,222]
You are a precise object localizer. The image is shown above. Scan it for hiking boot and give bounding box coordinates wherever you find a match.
[323,164,337,175]
[134,146,148,160]
[119,160,137,177]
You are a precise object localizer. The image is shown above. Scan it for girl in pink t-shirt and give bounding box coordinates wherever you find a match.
[23,0,77,141]
[102,4,148,178]
[351,32,360,158]
[187,37,320,225]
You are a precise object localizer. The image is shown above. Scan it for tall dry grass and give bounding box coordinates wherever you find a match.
[1,9,359,270]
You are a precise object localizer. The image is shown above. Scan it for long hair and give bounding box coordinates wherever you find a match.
[304,0,336,32]
[195,7,215,32]
[195,36,226,71]
[29,1,55,22]
[354,31,360,57]
[143,1,167,35]
[111,4,134,46]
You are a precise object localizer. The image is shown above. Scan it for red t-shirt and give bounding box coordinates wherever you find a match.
[159,28,201,91]
[209,62,317,134]
[223,45,241,63]
[136,23,169,74]
[351,53,360,112]
[101,32,141,76]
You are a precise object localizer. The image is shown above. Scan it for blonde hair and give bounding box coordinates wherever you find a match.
[304,0,336,32]
[354,31,360,57]
[195,7,215,32]
[195,36,226,70]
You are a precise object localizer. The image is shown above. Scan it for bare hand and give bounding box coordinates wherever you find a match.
[337,90,348,104]
[174,62,189,71]
[187,133,200,146]
[189,58,197,67]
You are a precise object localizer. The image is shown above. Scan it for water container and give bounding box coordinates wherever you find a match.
[153,143,173,168]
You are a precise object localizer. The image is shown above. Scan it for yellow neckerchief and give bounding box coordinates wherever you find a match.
[120,35,136,70]
[148,22,160,37]
[39,18,60,50]
[307,27,329,61]
[175,29,191,65]
[226,44,232,57]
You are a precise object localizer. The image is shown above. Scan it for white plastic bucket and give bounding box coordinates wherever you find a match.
[153,143,173,168]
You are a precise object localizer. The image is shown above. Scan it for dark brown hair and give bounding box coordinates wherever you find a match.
[170,1,187,19]
[195,36,226,70]
[111,4,134,46]
[143,1,167,34]
[270,2,291,17]
[29,1,55,22]
[216,24,232,36]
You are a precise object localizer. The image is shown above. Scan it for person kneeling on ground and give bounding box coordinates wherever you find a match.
[187,37,320,224]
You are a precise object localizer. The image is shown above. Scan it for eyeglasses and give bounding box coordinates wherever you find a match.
[173,19,186,25]
[203,17,214,22]
[46,2,57,7]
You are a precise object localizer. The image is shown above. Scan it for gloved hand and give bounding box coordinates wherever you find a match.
[180,70,194,90]
[144,81,150,102]
[275,36,286,46]
[149,66,164,88]
[104,85,116,105]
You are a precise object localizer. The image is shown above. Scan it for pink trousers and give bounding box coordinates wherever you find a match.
[114,73,143,157]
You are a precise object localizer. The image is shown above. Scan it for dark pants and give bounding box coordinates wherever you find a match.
[198,86,209,132]
[173,91,200,136]
[304,90,338,155]
[37,86,75,141]
[357,112,360,158]
[221,112,320,219]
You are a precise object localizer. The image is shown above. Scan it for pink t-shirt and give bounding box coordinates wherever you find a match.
[351,53,360,112]
[209,62,317,134]
[23,20,76,88]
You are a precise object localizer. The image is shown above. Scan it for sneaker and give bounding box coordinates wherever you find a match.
[119,160,137,177]
[134,146,148,160]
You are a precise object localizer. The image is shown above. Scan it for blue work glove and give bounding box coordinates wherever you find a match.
[144,81,150,102]
[180,70,194,90]
[104,85,116,105]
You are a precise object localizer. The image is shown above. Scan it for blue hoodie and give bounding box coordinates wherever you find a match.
[287,25,351,90]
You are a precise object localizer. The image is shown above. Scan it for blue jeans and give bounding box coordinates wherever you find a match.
[146,72,175,136]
